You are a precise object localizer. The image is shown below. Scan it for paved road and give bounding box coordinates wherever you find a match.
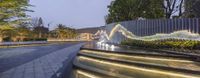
[0,42,82,74]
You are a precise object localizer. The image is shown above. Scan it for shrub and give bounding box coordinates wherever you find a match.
[34,38,47,41]
[121,39,200,50]
[23,38,47,41]
[3,37,12,42]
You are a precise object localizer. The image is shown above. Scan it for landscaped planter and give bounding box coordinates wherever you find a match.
[121,39,200,51]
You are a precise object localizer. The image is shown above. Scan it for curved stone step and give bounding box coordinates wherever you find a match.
[80,48,194,60]
[73,56,200,78]
[72,48,200,78]
[73,60,128,78]
[78,49,200,72]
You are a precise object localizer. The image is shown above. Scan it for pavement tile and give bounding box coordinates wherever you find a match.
[23,73,34,78]
[35,73,46,78]
[1,68,15,78]
[0,43,83,78]
[12,65,25,78]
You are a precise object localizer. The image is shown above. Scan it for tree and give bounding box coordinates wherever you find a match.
[178,0,184,17]
[184,0,200,18]
[0,0,32,41]
[33,26,49,38]
[30,17,40,27]
[53,24,77,39]
[31,17,49,38]
[49,30,57,38]
[0,25,16,41]
[56,24,67,39]
[163,0,184,18]
[106,0,164,24]
[145,0,165,18]
[15,22,31,41]
[30,17,45,27]
[0,0,31,25]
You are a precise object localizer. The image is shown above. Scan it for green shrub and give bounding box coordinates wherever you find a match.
[34,38,47,41]
[23,38,34,41]
[23,38,47,41]
[121,39,200,50]
[3,37,12,42]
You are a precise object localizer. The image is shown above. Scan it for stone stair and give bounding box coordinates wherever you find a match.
[72,47,200,78]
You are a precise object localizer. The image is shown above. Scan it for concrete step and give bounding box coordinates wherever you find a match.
[73,49,200,78]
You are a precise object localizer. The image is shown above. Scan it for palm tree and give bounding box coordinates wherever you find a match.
[54,24,78,39]
[55,24,67,39]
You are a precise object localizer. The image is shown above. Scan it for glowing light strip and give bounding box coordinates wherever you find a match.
[102,24,200,41]
[107,24,136,40]
[81,50,193,63]
[79,56,200,78]
[76,70,100,78]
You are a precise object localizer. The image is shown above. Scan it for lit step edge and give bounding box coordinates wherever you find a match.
[78,52,200,72]
[77,54,200,75]
[75,56,200,78]
[73,58,131,78]
[80,48,193,60]
[72,69,115,78]
[80,50,193,62]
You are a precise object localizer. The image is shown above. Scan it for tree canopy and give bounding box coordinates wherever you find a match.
[106,0,187,23]
[52,24,77,39]
[106,0,164,24]
[0,0,31,41]
[0,0,31,25]
[185,0,200,18]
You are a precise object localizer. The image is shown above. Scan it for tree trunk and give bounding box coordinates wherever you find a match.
[179,0,184,17]
[0,37,2,42]
[166,13,171,18]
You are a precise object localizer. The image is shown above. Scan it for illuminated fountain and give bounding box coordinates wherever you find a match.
[98,24,200,44]
[96,23,200,52]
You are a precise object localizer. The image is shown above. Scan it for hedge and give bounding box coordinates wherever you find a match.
[22,38,47,41]
[121,39,200,50]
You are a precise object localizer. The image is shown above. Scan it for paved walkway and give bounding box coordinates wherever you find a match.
[0,41,47,46]
[0,43,83,78]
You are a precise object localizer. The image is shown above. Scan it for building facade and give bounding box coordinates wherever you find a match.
[78,33,94,41]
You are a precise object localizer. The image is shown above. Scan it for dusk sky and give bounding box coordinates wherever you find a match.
[27,0,112,29]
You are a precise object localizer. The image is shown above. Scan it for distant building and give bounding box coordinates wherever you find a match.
[76,27,104,41]
[78,33,94,40]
